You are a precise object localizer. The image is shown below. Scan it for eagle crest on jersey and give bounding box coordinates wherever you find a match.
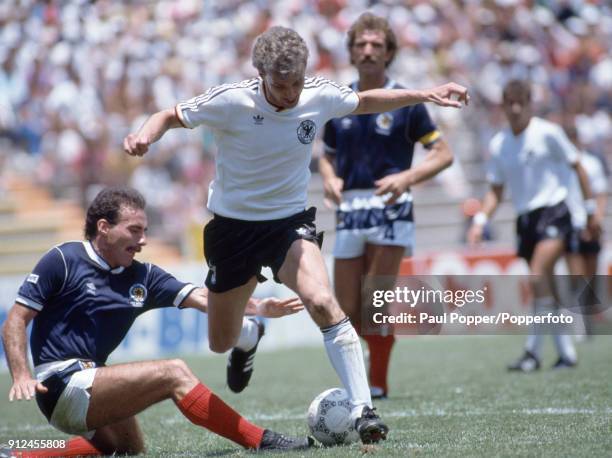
[297,120,316,144]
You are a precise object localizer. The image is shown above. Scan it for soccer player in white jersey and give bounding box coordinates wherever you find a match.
[124,26,469,443]
[468,80,599,371]
[563,123,607,337]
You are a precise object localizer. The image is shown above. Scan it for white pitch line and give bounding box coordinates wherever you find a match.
[5,407,609,435]
[156,407,611,425]
[0,424,55,433]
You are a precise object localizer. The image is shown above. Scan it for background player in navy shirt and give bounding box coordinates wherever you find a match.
[1,187,310,456]
[319,13,454,399]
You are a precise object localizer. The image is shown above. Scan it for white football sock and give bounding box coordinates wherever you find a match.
[524,297,554,359]
[553,333,577,363]
[551,308,577,362]
[570,281,588,338]
[322,317,372,421]
[235,318,259,351]
[524,333,543,359]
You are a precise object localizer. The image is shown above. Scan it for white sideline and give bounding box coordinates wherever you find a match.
[3,407,610,434]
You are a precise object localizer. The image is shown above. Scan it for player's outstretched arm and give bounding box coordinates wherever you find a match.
[1,303,47,401]
[467,184,503,245]
[181,288,304,318]
[354,82,469,115]
[245,297,304,317]
[123,108,184,157]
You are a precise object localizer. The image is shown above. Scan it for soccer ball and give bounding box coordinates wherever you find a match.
[307,388,359,446]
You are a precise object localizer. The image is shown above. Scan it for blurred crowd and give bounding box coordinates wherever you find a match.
[0,0,610,248]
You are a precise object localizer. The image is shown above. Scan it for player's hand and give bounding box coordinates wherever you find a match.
[323,177,344,208]
[9,378,47,401]
[123,133,151,157]
[467,223,484,246]
[249,297,304,318]
[375,172,411,204]
[426,82,469,108]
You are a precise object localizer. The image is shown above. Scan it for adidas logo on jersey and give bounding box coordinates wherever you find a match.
[253,114,264,125]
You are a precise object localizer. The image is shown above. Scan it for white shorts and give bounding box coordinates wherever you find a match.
[49,367,98,438]
[334,189,415,259]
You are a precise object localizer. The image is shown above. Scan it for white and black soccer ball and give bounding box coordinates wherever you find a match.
[307,388,359,446]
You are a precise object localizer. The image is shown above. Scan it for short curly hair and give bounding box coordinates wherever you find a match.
[84,187,146,240]
[347,12,398,68]
[503,79,532,102]
[252,26,309,77]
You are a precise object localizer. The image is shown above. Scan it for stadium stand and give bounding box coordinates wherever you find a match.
[0,0,610,269]
[0,174,182,275]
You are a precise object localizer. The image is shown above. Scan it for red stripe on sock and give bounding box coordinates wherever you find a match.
[364,334,396,393]
[18,437,101,457]
[177,383,264,449]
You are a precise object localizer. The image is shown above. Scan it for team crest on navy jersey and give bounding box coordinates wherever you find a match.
[128,283,147,307]
[297,120,316,144]
[375,113,393,135]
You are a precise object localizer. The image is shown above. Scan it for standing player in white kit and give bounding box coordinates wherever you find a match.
[124,26,469,442]
[468,80,599,371]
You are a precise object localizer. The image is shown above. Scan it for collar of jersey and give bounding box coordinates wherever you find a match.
[351,77,395,92]
[83,241,125,274]
[258,77,300,114]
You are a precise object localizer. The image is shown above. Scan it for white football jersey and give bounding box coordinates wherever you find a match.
[487,117,579,215]
[565,151,608,228]
[176,77,359,220]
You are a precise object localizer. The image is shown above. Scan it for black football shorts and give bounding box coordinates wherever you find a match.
[204,207,323,293]
[515,201,572,262]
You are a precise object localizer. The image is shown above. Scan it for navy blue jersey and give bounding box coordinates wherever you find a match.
[16,241,196,366]
[323,80,440,190]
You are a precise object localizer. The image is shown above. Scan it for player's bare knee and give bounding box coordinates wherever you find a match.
[165,359,196,390]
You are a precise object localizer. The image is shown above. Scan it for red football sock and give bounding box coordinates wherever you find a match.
[17,437,101,457]
[364,334,396,393]
[177,382,264,449]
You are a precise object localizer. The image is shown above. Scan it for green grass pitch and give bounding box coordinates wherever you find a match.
[1,335,610,457]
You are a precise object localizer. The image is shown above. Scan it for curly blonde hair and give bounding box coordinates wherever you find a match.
[252,26,309,77]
